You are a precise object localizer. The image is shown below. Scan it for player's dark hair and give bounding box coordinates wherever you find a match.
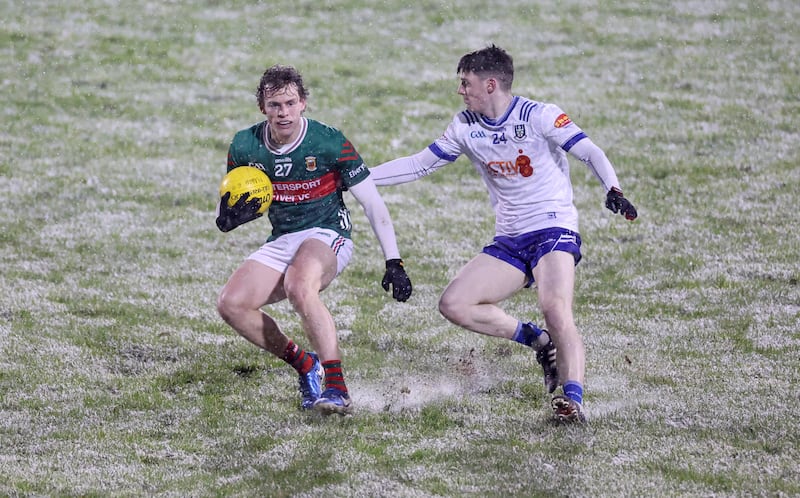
[256,64,309,106]
[457,44,514,90]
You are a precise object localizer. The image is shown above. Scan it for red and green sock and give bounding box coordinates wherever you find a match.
[322,360,347,394]
[280,340,314,375]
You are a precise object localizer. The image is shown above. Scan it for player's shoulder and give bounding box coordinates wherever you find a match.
[515,97,573,129]
[304,118,354,161]
[305,118,345,140]
[512,96,558,120]
[514,96,541,117]
[454,109,482,126]
[532,99,569,120]
[229,123,266,159]
[232,121,264,143]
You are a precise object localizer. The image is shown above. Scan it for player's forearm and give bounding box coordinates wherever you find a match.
[569,138,621,192]
[369,156,421,186]
[369,148,442,186]
[349,179,402,260]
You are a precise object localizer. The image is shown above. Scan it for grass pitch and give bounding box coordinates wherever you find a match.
[1,1,799,496]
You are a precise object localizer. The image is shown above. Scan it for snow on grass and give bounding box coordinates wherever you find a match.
[2,0,799,496]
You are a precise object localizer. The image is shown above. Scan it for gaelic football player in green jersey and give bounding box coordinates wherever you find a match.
[215,65,412,415]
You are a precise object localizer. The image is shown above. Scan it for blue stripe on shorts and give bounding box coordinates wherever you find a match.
[482,228,582,288]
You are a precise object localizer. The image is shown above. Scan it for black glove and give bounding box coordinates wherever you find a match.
[381,259,412,302]
[605,187,638,221]
[215,191,263,232]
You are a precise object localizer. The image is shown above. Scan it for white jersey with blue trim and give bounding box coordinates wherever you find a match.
[432,96,592,236]
[369,95,622,238]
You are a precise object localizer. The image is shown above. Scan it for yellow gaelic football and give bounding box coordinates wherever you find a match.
[219,166,273,214]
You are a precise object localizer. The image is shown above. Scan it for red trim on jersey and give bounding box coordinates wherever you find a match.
[338,140,360,162]
[272,171,338,203]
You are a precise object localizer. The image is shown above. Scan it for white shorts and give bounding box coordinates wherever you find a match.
[247,228,354,276]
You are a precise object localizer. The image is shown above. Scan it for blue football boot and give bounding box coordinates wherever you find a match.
[298,353,323,410]
[312,387,353,416]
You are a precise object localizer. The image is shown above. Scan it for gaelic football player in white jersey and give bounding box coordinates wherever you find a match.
[215,65,413,415]
[370,45,638,422]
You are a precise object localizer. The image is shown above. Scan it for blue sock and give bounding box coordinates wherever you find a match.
[511,321,543,347]
[563,381,584,405]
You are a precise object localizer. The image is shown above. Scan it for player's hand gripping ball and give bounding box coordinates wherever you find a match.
[219,166,273,215]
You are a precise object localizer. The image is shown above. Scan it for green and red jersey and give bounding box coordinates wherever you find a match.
[226,117,370,241]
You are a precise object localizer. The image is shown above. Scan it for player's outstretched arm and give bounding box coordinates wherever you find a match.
[567,138,637,221]
[369,148,447,187]
[348,178,412,302]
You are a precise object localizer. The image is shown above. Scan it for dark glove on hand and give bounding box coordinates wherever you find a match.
[605,187,638,221]
[381,258,412,302]
[215,191,263,232]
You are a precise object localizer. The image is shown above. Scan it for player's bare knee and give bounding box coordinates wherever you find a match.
[216,295,230,322]
[216,289,241,324]
[284,282,314,311]
[438,294,465,326]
